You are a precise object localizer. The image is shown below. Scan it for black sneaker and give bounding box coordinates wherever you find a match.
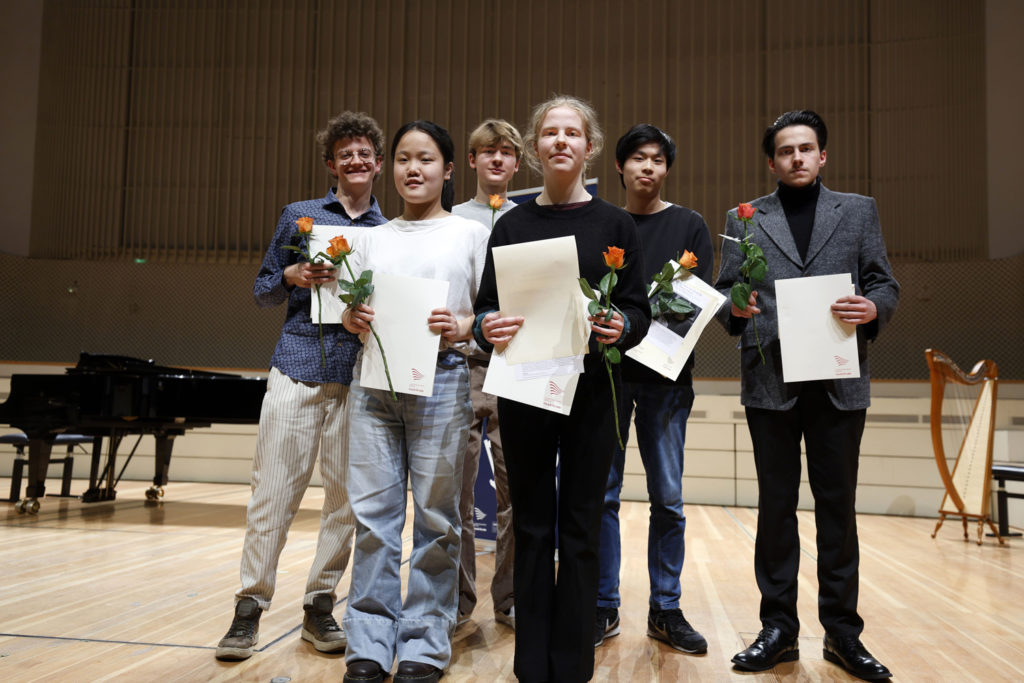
[648,608,707,654]
[215,597,262,660]
[594,606,620,647]
[301,593,347,653]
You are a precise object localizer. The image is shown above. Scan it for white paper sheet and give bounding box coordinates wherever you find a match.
[483,351,582,415]
[625,269,727,380]
[358,272,449,397]
[492,236,587,365]
[776,273,861,383]
[513,355,586,381]
[482,288,592,414]
[308,225,375,324]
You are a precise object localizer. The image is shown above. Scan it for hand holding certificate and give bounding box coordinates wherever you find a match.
[357,272,450,397]
[776,273,861,382]
[491,236,588,364]
[482,287,593,414]
[625,266,727,380]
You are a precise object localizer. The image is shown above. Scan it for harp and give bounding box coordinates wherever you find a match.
[925,348,1002,545]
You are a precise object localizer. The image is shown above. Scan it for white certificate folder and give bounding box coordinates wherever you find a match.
[776,273,861,383]
[625,269,726,380]
[359,272,449,397]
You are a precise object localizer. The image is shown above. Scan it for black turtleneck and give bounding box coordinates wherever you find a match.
[777,179,820,262]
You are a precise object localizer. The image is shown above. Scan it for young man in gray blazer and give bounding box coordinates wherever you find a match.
[715,110,898,680]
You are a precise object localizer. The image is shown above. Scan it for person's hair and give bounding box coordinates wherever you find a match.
[523,94,604,176]
[390,120,456,212]
[761,110,828,157]
[467,119,524,160]
[614,124,676,188]
[316,111,385,166]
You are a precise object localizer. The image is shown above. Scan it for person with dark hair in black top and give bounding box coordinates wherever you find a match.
[595,124,714,656]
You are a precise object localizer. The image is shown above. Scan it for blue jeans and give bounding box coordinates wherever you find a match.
[598,382,693,611]
[343,351,472,671]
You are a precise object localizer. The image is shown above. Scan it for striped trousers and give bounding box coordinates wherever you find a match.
[236,367,355,610]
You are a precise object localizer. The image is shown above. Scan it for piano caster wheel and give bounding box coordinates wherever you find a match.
[14,498,40,514]
[145,486,164,501]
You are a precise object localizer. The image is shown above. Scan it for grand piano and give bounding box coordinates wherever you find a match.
[0,353,267,513]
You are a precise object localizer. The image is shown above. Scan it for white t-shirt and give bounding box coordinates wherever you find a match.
[347,213,489,354]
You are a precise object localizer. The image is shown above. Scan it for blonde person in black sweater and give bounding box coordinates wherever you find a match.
[473,95,650,683]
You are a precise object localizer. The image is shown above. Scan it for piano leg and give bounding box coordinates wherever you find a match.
[81,434,120,503]
[16,438,53,514]
[146,433,176,501]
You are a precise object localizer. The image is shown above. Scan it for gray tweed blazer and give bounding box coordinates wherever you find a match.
[714,184,900,411]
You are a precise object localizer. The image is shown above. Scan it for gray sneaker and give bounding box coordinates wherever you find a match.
[215,597,262,660]
[648,608,707,654]
[594,606,620,647]
[301,593,347,653]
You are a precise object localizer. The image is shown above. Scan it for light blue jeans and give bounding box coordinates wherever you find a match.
[343,350,472,671]
[598,382,693,611]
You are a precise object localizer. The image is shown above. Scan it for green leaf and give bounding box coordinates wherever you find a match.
[667,298,694,315]
[598,271,614,296]
[359,269,374,283]
[587,300,603,316]
[660,261,676,280]
[339,293,353,304]
[605,346,621,364]
[747,243,764,260]
[578,278,598,300]
[731,282,752,310]
[748,260,768,282]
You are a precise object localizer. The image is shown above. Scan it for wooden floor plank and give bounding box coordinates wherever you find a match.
[1,479,1022,681]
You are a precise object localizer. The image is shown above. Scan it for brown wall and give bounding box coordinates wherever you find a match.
[26,0,987,262]
[2,0,1021,379]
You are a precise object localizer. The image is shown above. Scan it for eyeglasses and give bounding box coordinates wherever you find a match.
[336,148,376,163]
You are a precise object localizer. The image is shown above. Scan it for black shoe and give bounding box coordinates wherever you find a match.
[394,660,442,682]
[731,626,799,672]
[594,606,620,648]
[823,634,892,680]
[215,597,262,661]
[647,608,708,654]
[344,659,385,683]
[301,593,347,653]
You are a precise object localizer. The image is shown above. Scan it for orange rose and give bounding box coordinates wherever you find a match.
[603,246,625,270]
[737,203,755,220]
[295,216,314,234]
[679,250,698,270]
[326,235,351,259]
[488,194,504,210]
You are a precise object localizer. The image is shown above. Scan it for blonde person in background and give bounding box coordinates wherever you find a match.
[451,118,522,631]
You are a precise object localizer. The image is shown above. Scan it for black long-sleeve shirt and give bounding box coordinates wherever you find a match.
[473,197,651,369]
[621,203,714,386]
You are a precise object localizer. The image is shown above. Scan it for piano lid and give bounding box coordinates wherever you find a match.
[68,352,239,378]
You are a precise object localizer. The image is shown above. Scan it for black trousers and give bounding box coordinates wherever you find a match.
[499,366,618,683]
[744,380,866,639]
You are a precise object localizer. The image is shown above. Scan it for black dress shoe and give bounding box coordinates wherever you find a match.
[344,659,385,683]
[823,634,892,680]
[394,660,442,682]
[731,626,799,671]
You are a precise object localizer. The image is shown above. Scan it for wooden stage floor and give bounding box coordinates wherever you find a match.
[1,479,1022,682]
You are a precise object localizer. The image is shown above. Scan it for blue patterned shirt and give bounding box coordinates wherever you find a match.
[253,189,387,384]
